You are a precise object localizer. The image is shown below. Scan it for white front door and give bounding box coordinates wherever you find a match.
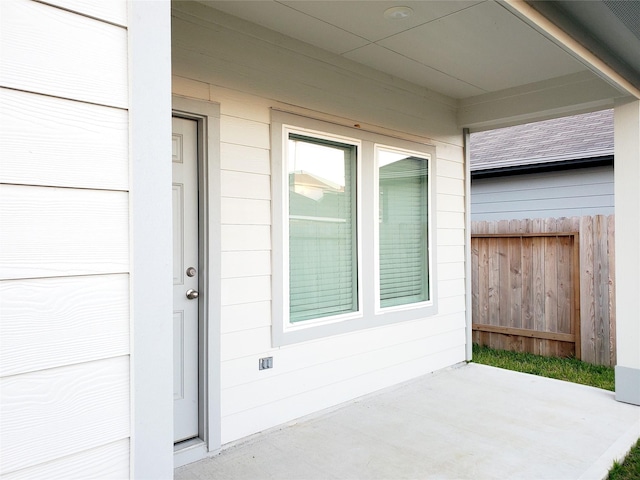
[172,117,200,443]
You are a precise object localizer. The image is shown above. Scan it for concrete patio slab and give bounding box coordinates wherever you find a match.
[175,363,640,480]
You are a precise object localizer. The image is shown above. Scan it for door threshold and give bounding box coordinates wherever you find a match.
[174,438,211,468]
[174,438,205,468]
[174,437,202,452]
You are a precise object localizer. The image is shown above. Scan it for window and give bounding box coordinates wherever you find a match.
[377,147,430,309]
[272,111,437,346]
[288,134,358,322]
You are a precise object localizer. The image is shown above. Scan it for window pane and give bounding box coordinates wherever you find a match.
[288,134,358,322]
[378,149,429,308]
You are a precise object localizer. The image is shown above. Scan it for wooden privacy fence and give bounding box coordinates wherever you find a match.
[471,215,616,366]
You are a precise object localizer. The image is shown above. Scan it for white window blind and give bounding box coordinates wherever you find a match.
[378,150,429,308]
[288,134,358,322]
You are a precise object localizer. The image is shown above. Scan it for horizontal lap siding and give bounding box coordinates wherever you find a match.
[471,167,614,221]
[221,330,463,418]
[1,440,129,480]
[0,0,128,108]
[0,274,129,377]
[221,346,463,442]
[36,0,128,27]
[220,143,271,175]
[437,152,465,288]
[0,186,129,279]
[221,301,272,335]
[221,225,271,251]
[0,89,128,191]
[221,312,465,390]
[221,329,465,407]
[0,1,130,477]
[219,113,272,333]
[0,358,130,475]
[172,1,466,446]
[220,170,270,199]
[219,105,272,336]
[222,251,271,278]
[220,198,271,225]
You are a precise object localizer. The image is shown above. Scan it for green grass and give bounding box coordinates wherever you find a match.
[607,438,640,480]
[471,343,615,391]
[471,344,639,479]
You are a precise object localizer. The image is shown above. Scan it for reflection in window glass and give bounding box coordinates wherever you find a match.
[288,134,358,322]
[378,148,429,308]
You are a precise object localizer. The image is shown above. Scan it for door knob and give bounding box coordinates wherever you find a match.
[186,289,199,300]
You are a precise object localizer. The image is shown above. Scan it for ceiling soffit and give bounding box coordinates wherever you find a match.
[200,0,589,100]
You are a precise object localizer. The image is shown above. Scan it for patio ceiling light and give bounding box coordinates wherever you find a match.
[384,6,414,20]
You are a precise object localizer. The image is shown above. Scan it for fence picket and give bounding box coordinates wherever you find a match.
[608,215,616,366]
[471,215,615,365]
[594,215,610,365]
[509,238,522,329]
[580,216,596,364]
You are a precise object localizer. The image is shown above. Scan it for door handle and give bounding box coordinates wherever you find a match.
[186,289,199,300]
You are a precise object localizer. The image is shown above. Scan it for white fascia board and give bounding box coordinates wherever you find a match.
[503,0,640,100]
[457,72,625,131]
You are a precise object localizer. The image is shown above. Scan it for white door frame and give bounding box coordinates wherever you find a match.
[172,96,222,467]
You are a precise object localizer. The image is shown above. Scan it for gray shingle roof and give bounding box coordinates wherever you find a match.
[470,109,614,171]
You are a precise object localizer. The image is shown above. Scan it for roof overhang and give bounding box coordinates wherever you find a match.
[193,0,639,130]
[526,0,640,96]
[460,0,640,131]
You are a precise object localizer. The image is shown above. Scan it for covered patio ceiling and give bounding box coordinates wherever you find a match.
[197,0,639,130]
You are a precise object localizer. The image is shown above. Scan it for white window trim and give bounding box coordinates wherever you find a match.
[281,125,364,330]
[373,143,435,315]
[271,110,438,347]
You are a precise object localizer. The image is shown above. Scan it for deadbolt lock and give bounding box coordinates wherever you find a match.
[186,267,197,277]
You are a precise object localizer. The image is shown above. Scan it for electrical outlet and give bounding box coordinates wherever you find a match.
[259,357,273,370]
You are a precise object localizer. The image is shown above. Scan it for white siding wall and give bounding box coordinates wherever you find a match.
[173,2,467,445]
[471,166,614,222]
[0,0,130,477]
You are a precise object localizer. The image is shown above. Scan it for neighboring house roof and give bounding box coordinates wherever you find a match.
[470,109,614,178]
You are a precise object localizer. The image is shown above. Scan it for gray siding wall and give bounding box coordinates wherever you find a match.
[471,166,614,222]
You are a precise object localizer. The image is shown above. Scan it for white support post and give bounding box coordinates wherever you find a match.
[129,1,174,477]
[614,99,640,406]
